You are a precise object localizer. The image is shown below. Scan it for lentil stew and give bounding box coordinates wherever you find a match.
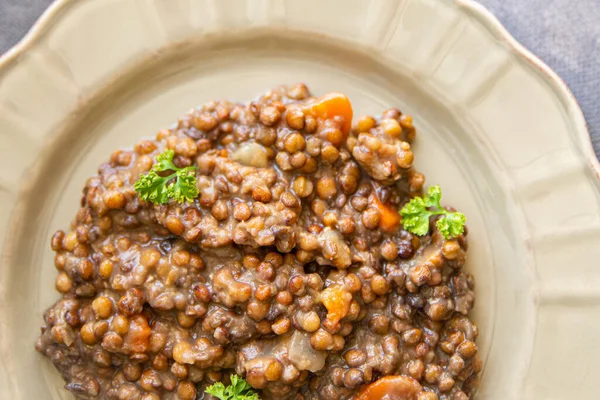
[36,84,481,400]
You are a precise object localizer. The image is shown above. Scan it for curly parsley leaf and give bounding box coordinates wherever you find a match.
[400,185,466,239]
[398,196,430,236]
[206,382,227,400]
[436,211,466,239]
[206,375,259,400]
[134,149,199,204]
[423,184,441,208]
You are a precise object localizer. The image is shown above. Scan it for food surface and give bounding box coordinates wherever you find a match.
[36,84,481,400]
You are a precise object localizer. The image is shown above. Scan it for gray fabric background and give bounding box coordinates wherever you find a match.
[0,0,598,160]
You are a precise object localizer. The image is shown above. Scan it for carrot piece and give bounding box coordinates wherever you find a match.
[354,375,422,400]
[310,92,353,135]
[123,315,151,354]
[370,195,401,233]
[320,284,352,323]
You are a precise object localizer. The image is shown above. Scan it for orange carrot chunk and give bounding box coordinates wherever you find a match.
[310,92,354,135]
[354,375,422,400]
[370,195,401,233]
[320,284,352,323]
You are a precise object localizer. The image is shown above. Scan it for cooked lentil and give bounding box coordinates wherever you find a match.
[36,84,480,400]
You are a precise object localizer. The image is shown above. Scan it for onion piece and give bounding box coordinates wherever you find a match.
[231,142,269,167]
[287,331,327,372]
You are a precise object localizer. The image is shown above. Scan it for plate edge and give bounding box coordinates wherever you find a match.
[0,0,597,397]
[454,0,600,179]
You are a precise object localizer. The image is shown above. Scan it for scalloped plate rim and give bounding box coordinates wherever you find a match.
[0,1,597,399]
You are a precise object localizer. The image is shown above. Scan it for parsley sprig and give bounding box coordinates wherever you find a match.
[133,149,199,204]
[400,185,466,239]
[205,375,259,400]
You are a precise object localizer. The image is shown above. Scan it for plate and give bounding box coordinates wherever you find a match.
[0,0,599,399]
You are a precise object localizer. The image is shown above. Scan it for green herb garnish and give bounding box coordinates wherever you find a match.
[205,374,259,400]
[400,185,466,239]
[133,149,198,204]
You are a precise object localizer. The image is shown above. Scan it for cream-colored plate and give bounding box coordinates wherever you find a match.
[1,0,599,399]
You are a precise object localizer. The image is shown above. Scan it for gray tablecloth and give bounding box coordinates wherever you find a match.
[1,0,599,160]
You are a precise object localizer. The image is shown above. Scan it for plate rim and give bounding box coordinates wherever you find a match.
[0,0,598,398]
